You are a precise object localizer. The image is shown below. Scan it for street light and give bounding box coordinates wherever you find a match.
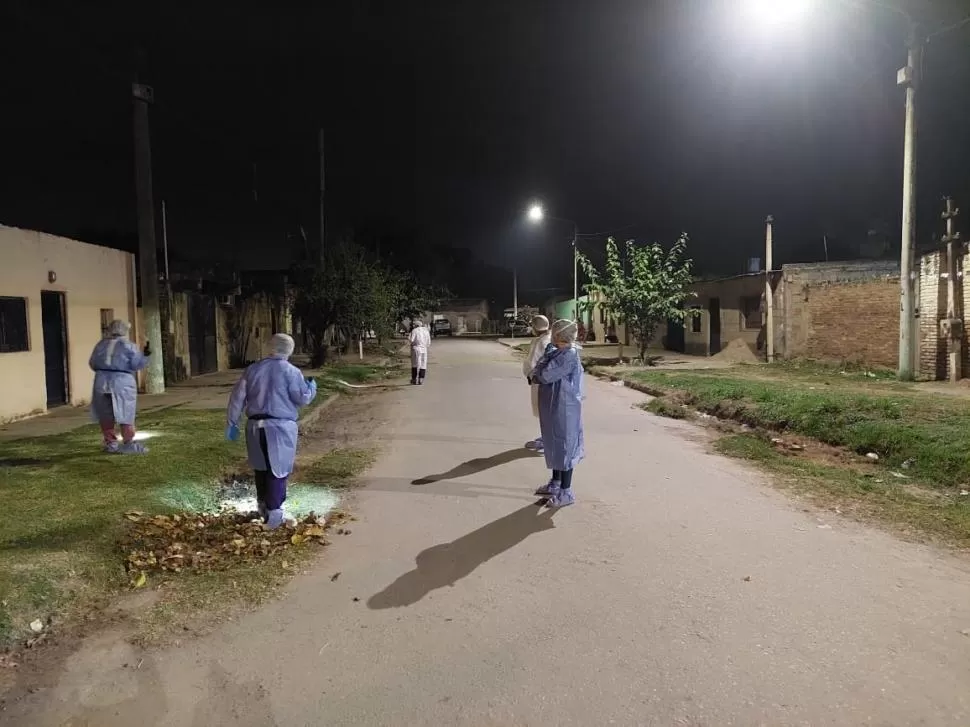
[742,0,813,30]
[526,203,580,321]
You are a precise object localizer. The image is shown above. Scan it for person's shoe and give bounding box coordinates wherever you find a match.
[534,442,544,454]
[266,509,286,530]
[103,441,121,454]
[547,489,576,508]
[119,441,148,455]
[535,480,561,497]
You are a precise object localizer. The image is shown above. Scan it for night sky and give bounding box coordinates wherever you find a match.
[2,1,969,302]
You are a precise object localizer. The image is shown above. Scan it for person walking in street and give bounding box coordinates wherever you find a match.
[226,333,317,529]
[409,319,432,385]
[530,319,585,508]
[88,319,151,454]
[523,314,552,453]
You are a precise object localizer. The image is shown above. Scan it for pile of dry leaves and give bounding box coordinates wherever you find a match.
[121,509,348,586]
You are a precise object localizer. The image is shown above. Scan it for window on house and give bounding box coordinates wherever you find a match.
[690,309,702,333]
[0,296,29,353]
[100,308,114,337]
[740,296,762,330]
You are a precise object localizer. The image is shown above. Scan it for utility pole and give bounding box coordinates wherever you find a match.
[942,197,963,383]
[318,128,326,268]
[572,222,579,322]
[765,215,775,362]
[512,268,518,338]
[896,27,921,380]
[132,69,165,394]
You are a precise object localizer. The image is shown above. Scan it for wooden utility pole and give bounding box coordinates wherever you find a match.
[132,69,165,394]
[942,197,963,383]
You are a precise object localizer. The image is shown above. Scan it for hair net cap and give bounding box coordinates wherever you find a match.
[551,319,578,344]
[532,315,550,332]
[270,333,296,358]
[108,319,131,338]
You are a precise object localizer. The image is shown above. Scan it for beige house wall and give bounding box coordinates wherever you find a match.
[0,226,137,422]
[683,276,764,357]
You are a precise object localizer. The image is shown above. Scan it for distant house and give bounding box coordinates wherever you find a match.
[0,225,139,423]
[434,299,490,334]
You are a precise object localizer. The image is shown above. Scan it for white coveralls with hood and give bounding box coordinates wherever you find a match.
[409,320,431,385]
[89,319,151,454]
[523,315,552,451]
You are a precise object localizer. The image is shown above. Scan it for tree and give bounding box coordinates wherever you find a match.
[291,240,449,366]
[578,234,696,363]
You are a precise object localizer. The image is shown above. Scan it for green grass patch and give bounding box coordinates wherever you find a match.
[0,405,371,647]
[716,434,970,546]
[642,398,692,420]
[624,369,970,490]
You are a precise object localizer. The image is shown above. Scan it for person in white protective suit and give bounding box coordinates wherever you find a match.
[89,319,151,454]
[409,319,432,385]
[225,333,318,529]
[523,315,552,453]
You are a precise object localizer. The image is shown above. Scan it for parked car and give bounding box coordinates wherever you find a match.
[432,318,452,337]
[507,319,531,336]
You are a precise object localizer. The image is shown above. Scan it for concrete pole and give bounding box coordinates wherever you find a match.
[572,222,579,322]
[943,197,962,382]
[765,215,775,362]
[132,80,165,394]
[319,128,326,269]
[897,36,920,380]
[512,267,518,338]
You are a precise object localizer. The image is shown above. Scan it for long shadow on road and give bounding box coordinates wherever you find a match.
[411,448,539,485]
[367,502,556,609]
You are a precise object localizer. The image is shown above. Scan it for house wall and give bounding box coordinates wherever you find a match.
[918,249,969,381]
[0,226,137,422]
[438,299,489,334]
[777,261,900,367]
[684,276,765,357]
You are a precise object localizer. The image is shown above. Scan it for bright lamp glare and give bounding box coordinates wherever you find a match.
[743,0,811,28]
[527,204,544,223]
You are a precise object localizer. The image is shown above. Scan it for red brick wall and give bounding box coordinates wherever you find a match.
[789,279,900,367]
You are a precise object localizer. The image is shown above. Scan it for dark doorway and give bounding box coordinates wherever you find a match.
[665,318,685,353]
[187,294,218,375]
[41,291,69,407]
[708,297,722,355]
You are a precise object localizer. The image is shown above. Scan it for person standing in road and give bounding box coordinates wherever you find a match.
[225,333,318,529]
[530,319,585,508]
[89,319,151,454]
[409,319,432,385]
[523,314,552,453]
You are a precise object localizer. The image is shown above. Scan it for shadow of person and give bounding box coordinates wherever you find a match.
[411,448,539,485]
[367,502,556,609]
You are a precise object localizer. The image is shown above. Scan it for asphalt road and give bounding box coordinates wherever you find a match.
[10,339,970,726]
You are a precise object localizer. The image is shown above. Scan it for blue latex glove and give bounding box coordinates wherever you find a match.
[307,378,318,396]
[225,423,240,442]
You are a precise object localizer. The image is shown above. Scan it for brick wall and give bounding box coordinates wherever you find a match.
[798,279,900,366]
[919,249,968,380]
[778,261,900,367]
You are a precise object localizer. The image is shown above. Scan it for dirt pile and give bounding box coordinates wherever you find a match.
[121,509,347,584]
[712,338,761,364]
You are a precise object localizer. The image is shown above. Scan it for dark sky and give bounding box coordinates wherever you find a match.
[2,1,969,299]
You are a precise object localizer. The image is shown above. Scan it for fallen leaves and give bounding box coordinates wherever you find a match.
[121,509,344,580]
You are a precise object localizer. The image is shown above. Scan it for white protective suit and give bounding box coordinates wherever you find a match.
[409,323,432,370]
[524,329,552,418]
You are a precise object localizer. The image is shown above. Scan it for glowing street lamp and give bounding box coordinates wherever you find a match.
[527,202,580,320]
[742,0,813,30]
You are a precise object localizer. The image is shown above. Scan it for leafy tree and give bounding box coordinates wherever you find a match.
[577,234,696,363]
[291,240,448,365]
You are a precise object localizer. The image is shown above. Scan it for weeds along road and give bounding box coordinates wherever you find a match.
[9,338,970,726]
